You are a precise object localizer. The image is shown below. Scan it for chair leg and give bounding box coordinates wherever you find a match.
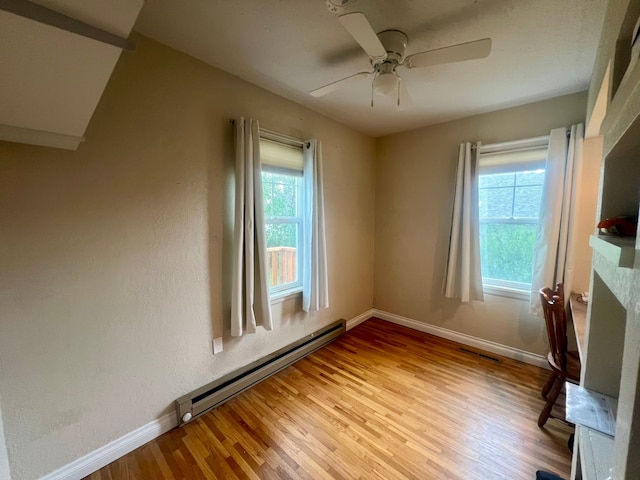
[538,375,564,428]
[542,371,559,399]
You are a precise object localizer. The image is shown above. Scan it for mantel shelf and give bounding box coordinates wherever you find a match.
[589,235,637,268]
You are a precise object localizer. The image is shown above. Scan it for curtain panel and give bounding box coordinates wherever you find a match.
[231,118,273,336]
[443,142,484,303]
[302,139,329,312]
[530,124,584,315]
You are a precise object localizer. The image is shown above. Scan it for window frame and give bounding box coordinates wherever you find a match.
[259,132,306,301]
[477,138,548,298]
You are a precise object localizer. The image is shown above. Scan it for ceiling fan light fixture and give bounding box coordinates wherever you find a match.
[373,72,398,96]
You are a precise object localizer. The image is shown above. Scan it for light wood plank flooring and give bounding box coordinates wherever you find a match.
[86,318,573,479]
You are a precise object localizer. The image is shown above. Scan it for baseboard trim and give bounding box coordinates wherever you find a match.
[42,313,370,480]
[41,308,546,479]
[40,412,177,480]
[369,309,548,369]
[346,309,375,330]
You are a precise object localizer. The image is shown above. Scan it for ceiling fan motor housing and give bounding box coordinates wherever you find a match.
[377,30,408,64]
[326,0,352,14]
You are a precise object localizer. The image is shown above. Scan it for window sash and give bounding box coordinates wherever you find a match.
[262,164,303,177]
[480,217,538,224]
[265,217,302,225]
[482,278,531,300]
[478,157,546,295]
[262,171,304,296]
[267,231,303,295]
[264,217,303,293]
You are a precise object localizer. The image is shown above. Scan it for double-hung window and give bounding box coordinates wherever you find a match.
[477,138,548,298]
[260,135,305,298]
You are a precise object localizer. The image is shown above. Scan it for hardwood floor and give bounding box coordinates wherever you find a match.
[86,318,573,479]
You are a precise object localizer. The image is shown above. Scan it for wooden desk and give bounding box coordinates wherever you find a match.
[569,294,587,361]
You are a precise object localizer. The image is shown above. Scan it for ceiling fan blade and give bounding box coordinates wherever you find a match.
[397,78,413,111]
[309,71,372,97]
[404,38,492,69]
[338,12,387,59]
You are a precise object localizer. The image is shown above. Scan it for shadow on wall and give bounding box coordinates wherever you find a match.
[221,121,235,339]
[428,143,460,323]
[206,117,235,342]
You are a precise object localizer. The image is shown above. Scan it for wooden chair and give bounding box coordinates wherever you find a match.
[538,283,581,427]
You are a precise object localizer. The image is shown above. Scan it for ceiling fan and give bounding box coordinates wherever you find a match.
[310,11,492,110]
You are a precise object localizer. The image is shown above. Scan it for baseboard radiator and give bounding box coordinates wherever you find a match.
[176,319,346,426]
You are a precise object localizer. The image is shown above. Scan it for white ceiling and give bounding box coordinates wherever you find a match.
[135,0,606,137]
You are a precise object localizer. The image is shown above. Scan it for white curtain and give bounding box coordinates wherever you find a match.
[231,118,273,336]
[443,142,484,302]
[530,124,584,314]
[302,139,329,312]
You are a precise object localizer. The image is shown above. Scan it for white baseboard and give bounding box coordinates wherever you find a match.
[346,309,375,330]
[371,309,548,369]
[41,308,546,479]
[41,312,373,480]
[40,412,177,480]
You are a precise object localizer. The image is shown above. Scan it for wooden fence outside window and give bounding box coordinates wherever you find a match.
[267,247,297,287]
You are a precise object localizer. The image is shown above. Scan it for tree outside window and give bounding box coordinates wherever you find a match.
[479,168,545,289]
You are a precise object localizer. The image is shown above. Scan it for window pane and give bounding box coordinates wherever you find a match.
[265,223,298,287]
[513,185,543,218]
[479,186,514,218]
[479,172,515,189]
[515,170,544,186]
[479,223,536,283]
[262,172,298,217]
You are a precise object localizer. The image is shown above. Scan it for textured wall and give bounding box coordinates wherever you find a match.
[374,92,591,355]
[586,0,634,124]
[0,34,376,479]
[0,395,10,480]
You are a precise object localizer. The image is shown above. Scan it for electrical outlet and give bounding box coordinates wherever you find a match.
[213,337,223,355]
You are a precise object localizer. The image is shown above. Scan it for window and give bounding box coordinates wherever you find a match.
[260,136,305,298]
[478,138,548,297]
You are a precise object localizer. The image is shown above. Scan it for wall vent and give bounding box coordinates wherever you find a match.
[176,319,346,425]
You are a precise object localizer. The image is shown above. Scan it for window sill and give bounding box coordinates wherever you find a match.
[483,284,530,301]
[270,288,302,305]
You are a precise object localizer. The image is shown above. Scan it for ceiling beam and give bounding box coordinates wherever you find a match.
[0,0,135,51]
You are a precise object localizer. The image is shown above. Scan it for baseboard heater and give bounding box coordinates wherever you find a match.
[175,319,346,426]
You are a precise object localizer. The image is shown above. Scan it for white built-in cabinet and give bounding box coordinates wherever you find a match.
[572,0,640,478]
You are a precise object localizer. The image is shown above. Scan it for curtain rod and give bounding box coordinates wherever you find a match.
[230,119,309,148]
[471,129,573,151]
[472,135,550,151]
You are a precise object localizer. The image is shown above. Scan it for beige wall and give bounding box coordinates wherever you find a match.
[0,28,604,480]
[374,92,592,355]
[0,396,10,480]
[569,135,603,294]
[0,34,376,480]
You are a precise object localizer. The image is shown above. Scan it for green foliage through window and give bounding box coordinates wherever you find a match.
[262,171,302,289]
[478,168,544,287]
[479,223,536,283]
